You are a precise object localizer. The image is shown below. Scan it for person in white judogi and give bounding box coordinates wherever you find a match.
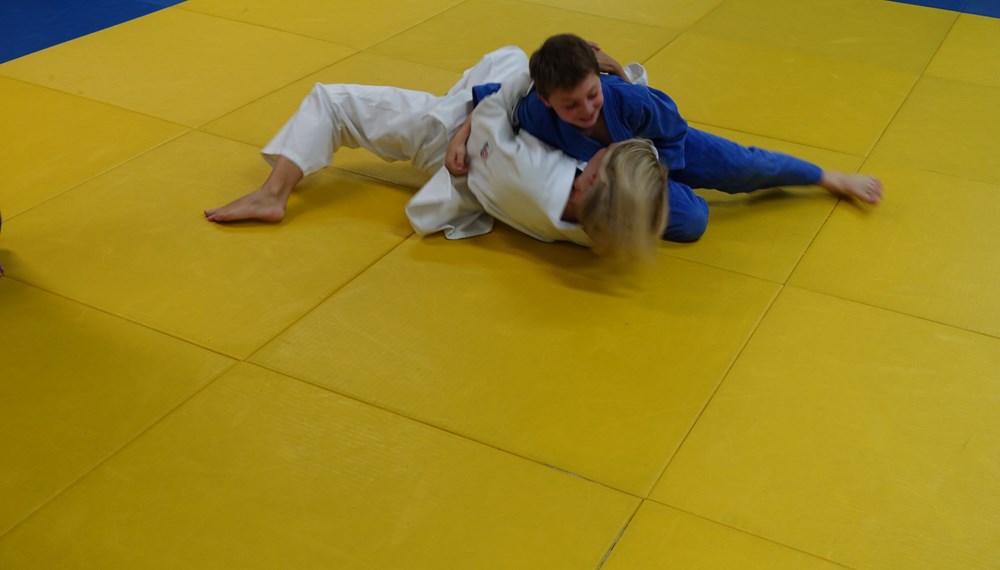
[406,54,650,245]
[406,71,588,243]
[203,45,655,256]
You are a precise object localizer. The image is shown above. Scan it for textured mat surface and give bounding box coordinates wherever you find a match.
[2,0,999,567]
[653,287,1000,569]
[0,364,638,569]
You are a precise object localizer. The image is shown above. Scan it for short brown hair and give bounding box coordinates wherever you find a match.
[529,34,600,99]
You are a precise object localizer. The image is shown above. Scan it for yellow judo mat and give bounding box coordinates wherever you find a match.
[2,0,1000,567]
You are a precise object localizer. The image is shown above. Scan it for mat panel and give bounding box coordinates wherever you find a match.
[664,123,863,283]
[179,0,465,49]
[691,0,956,71]
[869,77,1000,185]
[652,287,1000,570]
[602,502,844,569]
[0,9,353,127]
[252,231,780,496]
[366,0,678,73]
[0,77,185,219]
[926,14,1000,88]
[0,278,232,536]
[520,0,723,28]
[1,131,413,358]
[643,33,917,156]
[790,160,1000,338]
[0,364,638,569]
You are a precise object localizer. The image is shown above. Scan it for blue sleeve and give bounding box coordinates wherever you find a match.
[612,80,688,170]
[472,83,502,108]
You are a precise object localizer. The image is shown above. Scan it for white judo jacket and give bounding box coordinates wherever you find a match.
[406,60,648,246]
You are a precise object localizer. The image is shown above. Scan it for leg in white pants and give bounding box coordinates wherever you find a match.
[262,84,453,176]
[263,45,531,175]
[204,46,529,223]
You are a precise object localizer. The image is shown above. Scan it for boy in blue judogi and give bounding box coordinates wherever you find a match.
[509,34,883,243]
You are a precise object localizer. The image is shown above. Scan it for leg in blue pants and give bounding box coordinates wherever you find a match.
[663,180,709,243]
[673,128,822,193]
[662,128,823,242]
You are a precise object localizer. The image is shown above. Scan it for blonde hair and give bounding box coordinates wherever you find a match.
[577,139,668,261]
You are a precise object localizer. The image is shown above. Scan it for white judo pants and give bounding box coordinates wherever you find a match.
[261,47,529,177]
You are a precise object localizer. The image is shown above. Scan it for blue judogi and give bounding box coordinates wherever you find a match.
[515,74,689,170]
[513,75,823,242]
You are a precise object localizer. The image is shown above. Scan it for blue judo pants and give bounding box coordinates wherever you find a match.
[662,128,822,243]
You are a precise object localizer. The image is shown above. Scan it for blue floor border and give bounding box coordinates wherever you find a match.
[3,0,996,66]
[0,0,185,64]
[889,0,1000,18]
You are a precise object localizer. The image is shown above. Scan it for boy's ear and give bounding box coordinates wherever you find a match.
[538,94,553,108]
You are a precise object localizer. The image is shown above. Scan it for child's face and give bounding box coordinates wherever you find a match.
[541,73,603,130]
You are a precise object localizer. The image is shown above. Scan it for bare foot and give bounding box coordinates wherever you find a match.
[205,187,287,223]
[819,171,883,205]
[206,156,303,223]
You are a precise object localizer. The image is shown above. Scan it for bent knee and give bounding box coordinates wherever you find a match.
[662,199,708,243]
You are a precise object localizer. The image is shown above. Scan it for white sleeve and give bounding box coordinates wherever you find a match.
[445,46,529,97]
[624,63,648,86]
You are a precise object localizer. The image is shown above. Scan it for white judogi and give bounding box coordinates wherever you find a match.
[407,63,648,245]
[406,71,590,244]
[261,46,529,176]
[260,43,649,247]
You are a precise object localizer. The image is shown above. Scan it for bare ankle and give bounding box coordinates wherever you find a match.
[818,171,841,191]
[259,180,294,202]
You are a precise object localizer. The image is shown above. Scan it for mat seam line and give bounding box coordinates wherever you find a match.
[595,500,644,569]
[170,0,471,57]
[643,501,857,569]
[240,237,412,363]
[0,74,193,130]
[2,128,192,225]
[241,361,642,501]
[781,10,961,297]
[0,359,240,541]
[642,284,785,500]
[501,0,677,32]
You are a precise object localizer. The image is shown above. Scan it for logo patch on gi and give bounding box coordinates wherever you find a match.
[480,141,490,160]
